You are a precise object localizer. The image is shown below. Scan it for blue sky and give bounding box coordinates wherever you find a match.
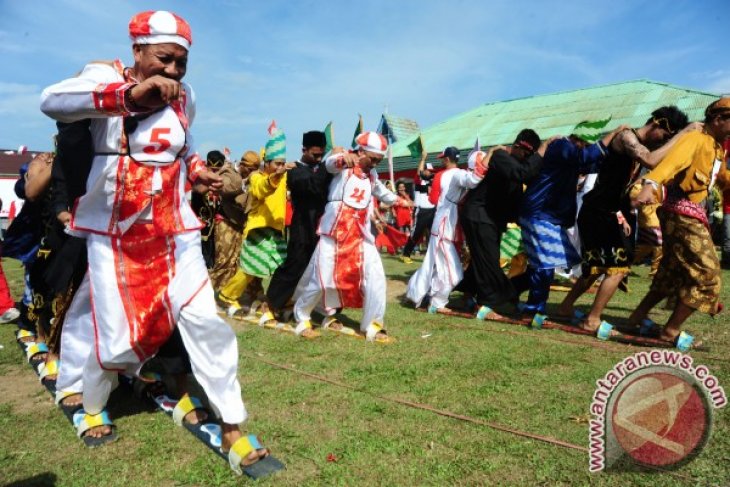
[1,0,729,159]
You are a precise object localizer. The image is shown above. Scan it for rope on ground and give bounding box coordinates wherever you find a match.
[245,353,696,481]
[248,353,586,451]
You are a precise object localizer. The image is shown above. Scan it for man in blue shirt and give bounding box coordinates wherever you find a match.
[512,118,622,315]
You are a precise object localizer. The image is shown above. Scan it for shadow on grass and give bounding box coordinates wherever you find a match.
[106,382,156,420]
[4,473,57,486]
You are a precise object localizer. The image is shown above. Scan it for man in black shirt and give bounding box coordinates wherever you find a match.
[458,129,546,319]
[263,131,331,320]
[401,151,435,263]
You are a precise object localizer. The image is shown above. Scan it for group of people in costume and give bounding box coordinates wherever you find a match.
[406,104,729,352]
[7,10,412,467]
[3,7,729,480]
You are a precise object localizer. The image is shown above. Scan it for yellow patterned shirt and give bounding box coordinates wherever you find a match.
[645,130,727,204]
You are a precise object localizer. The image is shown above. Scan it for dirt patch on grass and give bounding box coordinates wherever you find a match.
[0,363,53,414]
[387,279,407,303]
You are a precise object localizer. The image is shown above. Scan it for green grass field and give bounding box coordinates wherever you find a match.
[0,255,728,486]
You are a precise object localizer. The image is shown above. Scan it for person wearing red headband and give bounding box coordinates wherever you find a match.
[456,129,546,319]
[291,132,408,342]
[40,10,271,472]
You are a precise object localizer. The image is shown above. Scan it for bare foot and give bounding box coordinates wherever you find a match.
[84,424,112,439]
[578,320,601,333]
[322,317,344,331]
[221,425,269,465]
[60,393,83,408]
[300,328,320,339]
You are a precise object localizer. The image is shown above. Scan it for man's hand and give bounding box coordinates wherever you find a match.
[339,152,361,168]
[680,121,704,134]
[57,210,72,226]
[129,75,182,110]
[284,162,297,170]
[633,184,656,207]
[195,169,223,192]
[622,220,632,237]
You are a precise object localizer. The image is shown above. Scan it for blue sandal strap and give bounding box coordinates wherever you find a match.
[531,313,546,329]
[596,321,613,340]
[675,332,694,352]
[475,305,492,320]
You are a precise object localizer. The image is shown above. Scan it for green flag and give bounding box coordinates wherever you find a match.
[408,134,424,159]
[324,121,334,153]
[572,116,612,143]
[351,114,363,148]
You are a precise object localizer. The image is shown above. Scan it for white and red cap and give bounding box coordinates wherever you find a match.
[468,150,487,170]
[355,131,388,156]
[129,11,192,50]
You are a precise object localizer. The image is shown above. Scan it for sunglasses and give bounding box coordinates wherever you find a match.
[653,117,676,135]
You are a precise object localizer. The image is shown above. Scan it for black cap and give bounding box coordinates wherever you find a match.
[206,150,225,166]
[303,130,326,149]
[436,146,460,161]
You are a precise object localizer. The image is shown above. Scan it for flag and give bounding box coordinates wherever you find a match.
[267,120,278,136]
[17,145,27,155]
[324,121,334,154]
[468,135,480,159]
[407,134,424,159]
[375,224,409,255]
[223,147,231,160]
[350,114,363,149]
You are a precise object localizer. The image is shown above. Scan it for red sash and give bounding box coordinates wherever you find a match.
[332,206,368,308]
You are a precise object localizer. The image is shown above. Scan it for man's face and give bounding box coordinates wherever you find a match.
[643,123,673,149]
[264,160,285,174]
[301,146,325,165]
[359,150,384,171]
[709,112,730,141]
[133,43,188,82]
[511,145,532,162]
[238,164,253,178]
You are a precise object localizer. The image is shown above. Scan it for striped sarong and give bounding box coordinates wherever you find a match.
[519,217,580,270]
[240,227,287,278]
[500,225,523,260]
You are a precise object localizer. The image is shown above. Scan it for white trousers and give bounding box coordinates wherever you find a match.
[82,231,246,424]
[294,235,386,331]
[406,235,462,309]
[55,273,93,396]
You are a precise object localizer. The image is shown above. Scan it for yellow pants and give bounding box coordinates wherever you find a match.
[218,269,255,305]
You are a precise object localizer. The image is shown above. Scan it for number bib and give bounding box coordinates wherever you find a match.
[128,106,186,165]
[342,172,372,209]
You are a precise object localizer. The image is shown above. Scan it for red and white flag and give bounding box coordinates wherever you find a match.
[17,145,27,155]
[223,147,231,159]
[267,120,278,136]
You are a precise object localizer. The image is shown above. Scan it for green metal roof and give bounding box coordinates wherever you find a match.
[389,79,719,172]
[378,113,421,143]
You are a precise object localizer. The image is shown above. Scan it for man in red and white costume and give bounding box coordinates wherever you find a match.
[406,148,488,311]
[292,132,407,342]
[41,11,268,465]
